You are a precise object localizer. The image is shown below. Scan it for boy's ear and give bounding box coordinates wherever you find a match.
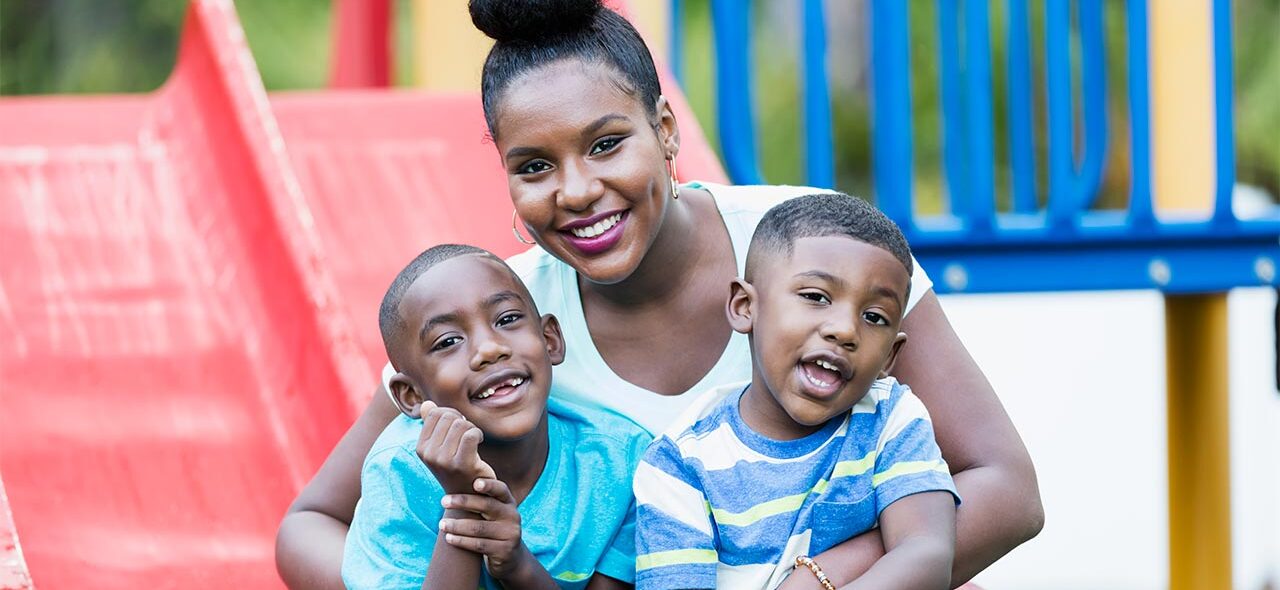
[726,278,757,335]
[879,332,908,379]
[540,313,566,365]
[388,373,426,419]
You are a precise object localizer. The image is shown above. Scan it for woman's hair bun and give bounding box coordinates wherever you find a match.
[469,0,604,43]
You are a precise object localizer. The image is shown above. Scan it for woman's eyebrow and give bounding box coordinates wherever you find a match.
[582,113,628,136]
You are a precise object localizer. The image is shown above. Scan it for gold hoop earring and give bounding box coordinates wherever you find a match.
[667,156,680,200]
[511,211,535,245]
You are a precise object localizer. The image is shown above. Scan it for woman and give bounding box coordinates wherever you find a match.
[275,1,1043,588]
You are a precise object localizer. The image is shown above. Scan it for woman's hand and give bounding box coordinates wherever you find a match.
[416,401,496,494]
[440,478,556,588]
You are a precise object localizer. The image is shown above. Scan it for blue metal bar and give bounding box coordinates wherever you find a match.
[1212,0,1236,225]
[711,0,763,185]
[869,0,914,227]
[1044,0,1075,227]
[1126,0,1154,228]
[670,0,684,85]
[802,0,835,188]
[1006,0,1037,213]
[963,0,994,233]
[937,0,967,217]
[1075,0,1110,209]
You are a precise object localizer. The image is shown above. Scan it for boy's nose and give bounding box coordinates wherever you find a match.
[820,316,859,351]
[470,338,512,369]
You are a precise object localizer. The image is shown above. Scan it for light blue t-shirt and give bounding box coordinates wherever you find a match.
[342,397,653,590]
[633,379,959,590]
[384,182,935,435]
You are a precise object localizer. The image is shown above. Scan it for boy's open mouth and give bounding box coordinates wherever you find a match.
[470,370,531,407]
[796,352,852,398]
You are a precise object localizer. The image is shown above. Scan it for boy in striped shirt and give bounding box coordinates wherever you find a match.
[634,194,959,590]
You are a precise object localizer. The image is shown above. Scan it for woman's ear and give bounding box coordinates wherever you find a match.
[655,95,680,158]
[726,279,757,335]
[879,332,908,378]
[540,313,566,365]
[389,373,425,418]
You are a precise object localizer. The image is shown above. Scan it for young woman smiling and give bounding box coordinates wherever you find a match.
[275,2,1043,588]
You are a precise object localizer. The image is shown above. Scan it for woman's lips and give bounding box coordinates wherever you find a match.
[560,211,628,255]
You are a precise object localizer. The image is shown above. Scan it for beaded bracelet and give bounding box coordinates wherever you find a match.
[794,555,836,590]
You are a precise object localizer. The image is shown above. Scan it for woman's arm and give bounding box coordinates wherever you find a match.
[781,292,1043,589]
[897,293,1043,583]
[275,384,402,590]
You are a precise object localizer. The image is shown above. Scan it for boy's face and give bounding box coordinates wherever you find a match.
[729,236,910,437]
[388,254,564,443]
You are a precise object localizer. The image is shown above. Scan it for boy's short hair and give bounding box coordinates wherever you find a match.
[745,193,913,282]
[378,244,532,355]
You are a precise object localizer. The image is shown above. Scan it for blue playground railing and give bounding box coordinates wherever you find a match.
[673,0,1280,294]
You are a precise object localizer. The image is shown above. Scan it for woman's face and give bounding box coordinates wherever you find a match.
[493,59,679,285]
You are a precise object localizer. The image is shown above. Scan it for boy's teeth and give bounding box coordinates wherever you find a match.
[570,213,621,238]
[816,360,838,372]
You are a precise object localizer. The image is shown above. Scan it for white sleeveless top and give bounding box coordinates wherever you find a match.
[382,182,934,435]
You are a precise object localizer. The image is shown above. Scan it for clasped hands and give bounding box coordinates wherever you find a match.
[416,401,535,581]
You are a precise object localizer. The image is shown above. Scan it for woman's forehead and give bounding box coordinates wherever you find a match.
[496,60,646,131]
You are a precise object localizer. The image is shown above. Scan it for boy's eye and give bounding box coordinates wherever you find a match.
[516,160,552,175]
[589,137,623,156]
[799,291,831,305]
[496,312,523,327]
[863,311,889,326]
[431,335,463,351]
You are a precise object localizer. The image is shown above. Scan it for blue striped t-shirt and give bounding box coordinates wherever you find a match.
[633,378,959,590]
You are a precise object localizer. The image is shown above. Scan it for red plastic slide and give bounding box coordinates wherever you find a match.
[0,1,725,588]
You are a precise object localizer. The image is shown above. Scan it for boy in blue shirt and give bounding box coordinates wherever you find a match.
[343,244,649,590]
[634,194,959,590]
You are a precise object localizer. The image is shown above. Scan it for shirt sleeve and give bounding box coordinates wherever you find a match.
[904,255,934,316]
[633,437,719,590]
[872,386,960,514]
[342,448,441,590]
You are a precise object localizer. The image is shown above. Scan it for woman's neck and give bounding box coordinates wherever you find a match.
[478,413,549,502]
[585,187,728,309]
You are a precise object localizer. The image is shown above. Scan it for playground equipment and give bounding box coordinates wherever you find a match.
[1,0,1276,588]
[688,1,1279,588]
[0,1,721,588]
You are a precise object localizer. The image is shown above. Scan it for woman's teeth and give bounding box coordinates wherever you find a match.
[569,213,622,239]
[476,377,525,400]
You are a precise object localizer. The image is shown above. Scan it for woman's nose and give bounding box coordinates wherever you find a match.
[556,159,604,212]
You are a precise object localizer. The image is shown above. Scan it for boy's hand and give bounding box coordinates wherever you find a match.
[439,478,539,583]
[417,401,495,494]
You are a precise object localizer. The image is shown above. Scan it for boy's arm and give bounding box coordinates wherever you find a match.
[439,478,559,590]
[633,437,719,590]
[586,573,634,590]
[422,508,486,590]
[836,491,955,590]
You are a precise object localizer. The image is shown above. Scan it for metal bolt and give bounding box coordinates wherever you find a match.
[943,263,968,292]
[1148,258,1172,287]
[1256,256,1276,283]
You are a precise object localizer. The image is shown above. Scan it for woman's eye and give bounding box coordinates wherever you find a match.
[496,312,523,327]
[431,335,462,351]
[863,311,888,326]
[799,292,830,305]
[589,137,622,156]
[517,160,552,175]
